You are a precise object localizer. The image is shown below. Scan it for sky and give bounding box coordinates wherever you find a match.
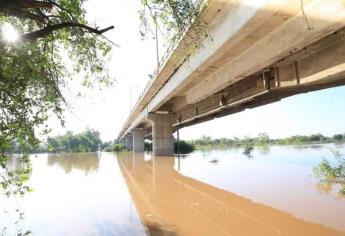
[49,0,345,141]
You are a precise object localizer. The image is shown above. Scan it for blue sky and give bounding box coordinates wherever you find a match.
[180,85,345,140]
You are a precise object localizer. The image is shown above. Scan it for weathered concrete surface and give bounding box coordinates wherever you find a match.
[125,135,133,151]
[147,113,174,156]
[131,128,145,152]
[118,0,345,141]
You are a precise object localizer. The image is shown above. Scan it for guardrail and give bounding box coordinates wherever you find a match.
[119,0,206,139]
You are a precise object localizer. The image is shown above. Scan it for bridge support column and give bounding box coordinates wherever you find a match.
[131,128,145,152]
[125,135,133,151]
[148,113,173,156]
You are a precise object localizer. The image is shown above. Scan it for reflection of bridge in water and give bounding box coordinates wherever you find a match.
[117,153,345,236]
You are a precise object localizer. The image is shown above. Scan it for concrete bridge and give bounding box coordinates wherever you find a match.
[118,0,345,156]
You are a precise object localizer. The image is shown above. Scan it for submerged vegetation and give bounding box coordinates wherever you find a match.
[144,140,195,154]
[174,140,195,154]
[314,149,345,196]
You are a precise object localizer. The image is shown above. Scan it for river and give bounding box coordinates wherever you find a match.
[1,144,345,235]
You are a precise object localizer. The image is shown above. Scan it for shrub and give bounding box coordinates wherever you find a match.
[104,143,126,152]
[174,140,195,154]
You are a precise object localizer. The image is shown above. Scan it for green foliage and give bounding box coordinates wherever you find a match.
[0,0,113,198]
[192,134,269,149]
[140,0,208,50]
[278,133,329,145]
[174,140,195,154]
[333,134,344,141]
[47,129,102,153]
[143,140,195,154]
[255,133,270,146]
[0,154,32,197]
[313,159,336,180]
[103,143,126,152]
[192,132,344,149]
[314,149,345,196]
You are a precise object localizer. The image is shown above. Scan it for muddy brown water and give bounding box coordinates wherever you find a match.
[1,144,345,235]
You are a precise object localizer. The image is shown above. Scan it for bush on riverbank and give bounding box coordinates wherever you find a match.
[104,143,126,152]
[144,140,195,154]
[174,140,195,154]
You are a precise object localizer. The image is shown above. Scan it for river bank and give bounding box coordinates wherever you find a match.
[189,133,345,150]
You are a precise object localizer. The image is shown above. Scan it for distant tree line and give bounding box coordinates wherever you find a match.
[9,129,103,153]
[9,131,345,154]
[47,130,102,153]
[191,133,345,149]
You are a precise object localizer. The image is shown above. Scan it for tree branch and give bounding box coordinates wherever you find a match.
[20,22,114,41]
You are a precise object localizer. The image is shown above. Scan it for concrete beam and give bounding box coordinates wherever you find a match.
[147,113,174,156]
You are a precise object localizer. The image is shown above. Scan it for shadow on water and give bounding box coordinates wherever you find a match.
[47,152,100,174]
[117,152,345,236]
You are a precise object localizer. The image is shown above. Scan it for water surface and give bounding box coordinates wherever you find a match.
[1,144,345,235]
[118,144,345,236]
[0,152,147,236]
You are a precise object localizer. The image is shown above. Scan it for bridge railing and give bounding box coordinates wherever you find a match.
[131,0,207,113]
[119,0,207,138]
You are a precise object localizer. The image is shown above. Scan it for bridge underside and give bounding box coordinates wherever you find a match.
[120,0,345,156]
[124,29,345,155]
[171,29,345,129]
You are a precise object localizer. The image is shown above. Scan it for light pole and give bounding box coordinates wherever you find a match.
[155,15,159,68]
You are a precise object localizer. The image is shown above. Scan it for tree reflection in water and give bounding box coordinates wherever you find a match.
[314,149,345,197]
[47,152,100,174]
[257,145,271,156]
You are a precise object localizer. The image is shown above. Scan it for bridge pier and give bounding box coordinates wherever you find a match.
[125,135,133,151]
[131,128,145,152]
[148,113,174,156]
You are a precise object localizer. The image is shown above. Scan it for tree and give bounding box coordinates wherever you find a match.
[314,149,345,196]
[47,129,102,153]
[140,0,207,51]
[0,0,113,198]
[333,134,343,141]
[256,133,270,145]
